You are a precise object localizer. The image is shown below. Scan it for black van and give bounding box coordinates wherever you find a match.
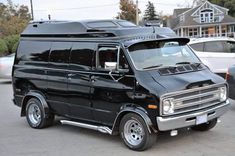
[12,20,230,151]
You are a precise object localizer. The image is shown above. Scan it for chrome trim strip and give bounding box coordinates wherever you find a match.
[60,120,112,135]
[174,90,219,103]
[174,96,219,109]
[172,101,221,115]
[13,64,135,77]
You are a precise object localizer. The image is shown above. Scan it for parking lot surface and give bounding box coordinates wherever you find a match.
[0,81,235,156]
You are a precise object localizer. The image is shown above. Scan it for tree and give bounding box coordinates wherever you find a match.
[192,0,206,7]
[4,35,19,53]
[143,1,158,21]
[0,0,31,37]
[209,0,235,17]
[0,39,8,56]
[118,0,139,23]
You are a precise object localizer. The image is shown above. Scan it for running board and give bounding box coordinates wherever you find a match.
[60,120,112,135]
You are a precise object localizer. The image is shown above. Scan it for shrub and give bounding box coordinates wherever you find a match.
[0,39,8,56]
[4,35,19,53]
[12,41,19,53]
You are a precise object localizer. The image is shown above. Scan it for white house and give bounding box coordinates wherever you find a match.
[169,1,235,38]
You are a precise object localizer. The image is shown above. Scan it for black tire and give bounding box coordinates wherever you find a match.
[191,118,217,131]
[119,113,157,151]
[26,98,54,129]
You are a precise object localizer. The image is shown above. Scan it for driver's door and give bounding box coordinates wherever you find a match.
[90,44,134,126]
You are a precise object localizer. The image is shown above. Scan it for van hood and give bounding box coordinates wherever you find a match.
[135,69,225,97]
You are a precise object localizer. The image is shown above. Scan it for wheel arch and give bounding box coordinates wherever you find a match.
[112,105,157,135]
[21,91,50,117]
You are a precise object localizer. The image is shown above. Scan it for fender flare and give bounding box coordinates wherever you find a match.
[111,105,157,135]
[21,91,50,117]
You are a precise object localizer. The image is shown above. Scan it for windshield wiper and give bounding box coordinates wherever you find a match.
[143,64,163,69]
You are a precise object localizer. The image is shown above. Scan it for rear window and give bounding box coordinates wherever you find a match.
[204,41,225,52]
[190,43,204,51]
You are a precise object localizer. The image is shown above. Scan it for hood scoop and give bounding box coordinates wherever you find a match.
[158,64,205,76]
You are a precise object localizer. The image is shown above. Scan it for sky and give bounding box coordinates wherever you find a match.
[0,0,193,20]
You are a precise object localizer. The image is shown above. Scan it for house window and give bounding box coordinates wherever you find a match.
[200,9,214,23]
[180,15,184,22]
[188,28,198,37]
[202,28,209,37]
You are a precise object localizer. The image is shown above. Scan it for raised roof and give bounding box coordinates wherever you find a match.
[21,19,177,39]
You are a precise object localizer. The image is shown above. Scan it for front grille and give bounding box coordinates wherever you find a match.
[161,84,226,115]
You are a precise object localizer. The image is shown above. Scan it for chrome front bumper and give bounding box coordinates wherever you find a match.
[156,100,230,131]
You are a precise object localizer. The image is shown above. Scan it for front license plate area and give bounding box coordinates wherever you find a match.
[196,114,208,125]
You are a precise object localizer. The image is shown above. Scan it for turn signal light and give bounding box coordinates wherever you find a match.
[148,104,158,109]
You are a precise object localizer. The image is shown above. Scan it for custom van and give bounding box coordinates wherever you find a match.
[12,20,230,151]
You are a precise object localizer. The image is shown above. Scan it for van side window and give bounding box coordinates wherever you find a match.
[204,41,225,52]
[16,41,50,65]
[190,43,204,51]
[70,43,95,71]
[119,50,129,70]
[97,46,118,69]
[49,42,71,63]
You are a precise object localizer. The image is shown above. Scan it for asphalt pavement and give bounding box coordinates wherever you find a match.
[0,81,235,156]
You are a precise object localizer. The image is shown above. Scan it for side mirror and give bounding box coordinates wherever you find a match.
[105,62,117,71]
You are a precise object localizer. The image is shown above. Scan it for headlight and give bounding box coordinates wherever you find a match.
[219,86,227,102]
[162,98,174,115]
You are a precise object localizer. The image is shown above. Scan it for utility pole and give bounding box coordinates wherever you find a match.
[136,0,139,25]
[30,0,34,20]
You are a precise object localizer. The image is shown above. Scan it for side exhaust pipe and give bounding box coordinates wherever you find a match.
[60,120,112,135]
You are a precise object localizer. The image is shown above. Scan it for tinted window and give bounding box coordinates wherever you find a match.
[190,43,204,51]
[87,21,117,28]
[49,42,71,63]
[204,41,225,52]
[119,50,130,70]
[117,21,136,27]
[17,41,50,64]
[70,42,95,71]
[97,46,118,69]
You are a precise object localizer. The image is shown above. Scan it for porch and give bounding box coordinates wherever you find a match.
[176,24,235,38]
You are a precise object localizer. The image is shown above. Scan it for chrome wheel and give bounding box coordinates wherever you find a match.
[123,119,145,146]
[28,103,41,125]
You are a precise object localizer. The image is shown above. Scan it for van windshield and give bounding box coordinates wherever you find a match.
[128,40,200,70]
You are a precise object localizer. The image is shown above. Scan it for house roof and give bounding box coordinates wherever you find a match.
[173,8,191,17]
[169,1,235,30]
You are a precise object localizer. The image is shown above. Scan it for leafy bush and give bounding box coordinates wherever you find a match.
[4,35,20,53]
[0,39,8,56]
[12,41,19,53]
